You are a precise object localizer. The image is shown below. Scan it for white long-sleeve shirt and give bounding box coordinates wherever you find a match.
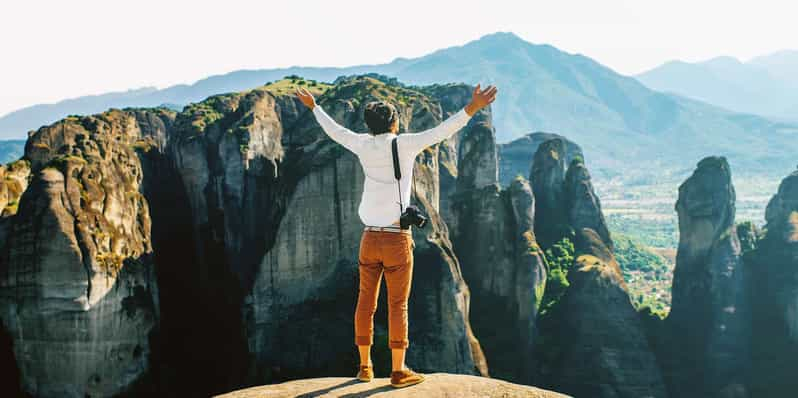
[312,104,473,227]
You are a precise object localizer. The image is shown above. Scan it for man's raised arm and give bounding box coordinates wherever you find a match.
[295,86,363,153]
[400,107,473,155]
[312,104,363,153]
[400,84,498,155]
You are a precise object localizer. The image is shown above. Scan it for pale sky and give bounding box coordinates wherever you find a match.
[1,0,795,117]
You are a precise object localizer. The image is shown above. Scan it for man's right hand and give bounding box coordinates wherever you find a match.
[464,84,498,116]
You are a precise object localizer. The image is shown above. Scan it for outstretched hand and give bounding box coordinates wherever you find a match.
[294,87,316,110]
[464,84,498,116]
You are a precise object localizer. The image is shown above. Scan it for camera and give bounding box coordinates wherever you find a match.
[400,205,428,229]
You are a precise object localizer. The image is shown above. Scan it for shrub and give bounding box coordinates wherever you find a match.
[540,237,575,315]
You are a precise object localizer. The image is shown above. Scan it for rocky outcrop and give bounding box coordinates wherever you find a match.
[498,132,582,187]
[747,168,798,396]
[536,228,667,398]
[529,139,573,249]
[531,153,667,397]
[216,373,571,398]
[0,159,30,217]
[0,110,165,397]
[446,103,547,383]
[563,159,612,250]
[663,156,750,398]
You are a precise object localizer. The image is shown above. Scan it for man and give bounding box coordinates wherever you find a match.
[295,83,497,388]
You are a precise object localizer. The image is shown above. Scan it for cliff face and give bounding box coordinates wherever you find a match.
[748,168,798,396]
[530,139,573,249]
[0,110,165,397]
[446,102,547,383]
[664,157,750,398]
[0,159,30,217]
[563,160,612,249]
[531,154,667,398]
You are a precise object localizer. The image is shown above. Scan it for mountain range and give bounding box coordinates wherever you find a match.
[636,51,798,121]
[1,32,796,180]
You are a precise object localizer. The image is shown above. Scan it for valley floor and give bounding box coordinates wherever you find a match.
[594,175,780,315]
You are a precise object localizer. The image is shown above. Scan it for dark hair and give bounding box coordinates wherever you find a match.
[364,101,398,135]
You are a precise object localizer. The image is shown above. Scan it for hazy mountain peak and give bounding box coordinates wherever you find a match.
[705,55,741,63]
[476,31,526,43]
[703,55,743,68]
[750,49,798,63]
[637,50,798,121]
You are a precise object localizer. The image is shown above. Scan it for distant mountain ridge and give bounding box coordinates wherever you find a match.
[750,50,798,87]
[2,32,797,180]
[0,140,24,164]
[636,52,798,121]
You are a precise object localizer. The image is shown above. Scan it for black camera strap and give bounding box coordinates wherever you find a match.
[391,136,403,215]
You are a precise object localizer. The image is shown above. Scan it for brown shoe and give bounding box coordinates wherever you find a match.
[356,364,374,382]
[390,367,425,388]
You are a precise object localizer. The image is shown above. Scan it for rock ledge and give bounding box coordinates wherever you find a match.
[215,373,570,398]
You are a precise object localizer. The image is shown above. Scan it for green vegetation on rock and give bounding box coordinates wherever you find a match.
[540,237,574,316]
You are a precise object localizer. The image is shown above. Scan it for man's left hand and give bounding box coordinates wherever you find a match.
[294,87,316,110]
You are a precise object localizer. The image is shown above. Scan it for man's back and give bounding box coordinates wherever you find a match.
[312,105,472,227]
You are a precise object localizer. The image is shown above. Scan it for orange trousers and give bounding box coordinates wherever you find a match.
[354,229,415,349]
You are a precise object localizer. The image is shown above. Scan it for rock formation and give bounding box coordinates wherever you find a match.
[0,159,30,217]
[0,158,30,397]
[530,153,667,397]
[0,110,164,397]
[747,168,798,396]
[498,132,582,187]
[529,139,574,249]
[563,159,612,250]
[445,101,547,384]
[663,156,750,398]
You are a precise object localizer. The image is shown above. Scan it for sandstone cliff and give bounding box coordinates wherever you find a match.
[0,159,30,217]
[530,153,667,397]
[216,373,571,398]
[747,167,798,396]
[663,157,750,398]
[0,110,166,397]
[529,139,573,249]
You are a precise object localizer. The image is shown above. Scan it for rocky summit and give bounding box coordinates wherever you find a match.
[746,167,798,396]
[215,373,570,398]
[663,156,750,398]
